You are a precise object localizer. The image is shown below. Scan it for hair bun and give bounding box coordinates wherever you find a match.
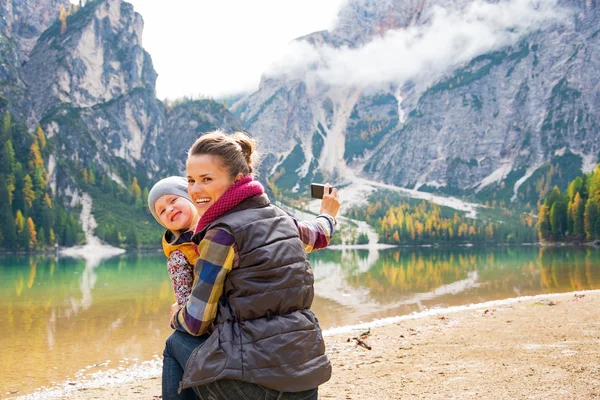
[233,132,256,172]
[188,130,259,177]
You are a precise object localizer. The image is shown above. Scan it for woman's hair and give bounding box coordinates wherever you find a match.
[187,130,258,178]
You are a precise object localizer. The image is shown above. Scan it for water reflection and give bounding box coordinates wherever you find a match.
[0,253,174,396]
[1,246,600,396]
[309,246,600,325]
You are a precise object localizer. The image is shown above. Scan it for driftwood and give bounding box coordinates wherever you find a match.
[347,328,372,350]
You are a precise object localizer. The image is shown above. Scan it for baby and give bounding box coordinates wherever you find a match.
[148,176,199,307]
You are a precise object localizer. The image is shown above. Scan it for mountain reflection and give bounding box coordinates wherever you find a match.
[309,246,600,323]
[0,253,174,396]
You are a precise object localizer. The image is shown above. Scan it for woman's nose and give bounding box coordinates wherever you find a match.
[189,181,201,194]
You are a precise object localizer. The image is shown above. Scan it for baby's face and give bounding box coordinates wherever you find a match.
[155,195,197,231]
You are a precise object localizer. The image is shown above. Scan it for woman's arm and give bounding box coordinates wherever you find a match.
[296,183,340,253]
[295,214,336,253]
[166,250,194,307]
[170,228,236,336]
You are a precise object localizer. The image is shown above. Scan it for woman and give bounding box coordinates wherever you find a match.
[163,130,340,400]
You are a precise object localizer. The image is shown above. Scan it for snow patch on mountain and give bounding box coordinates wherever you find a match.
[511,164,541,202]
[475,162,513,192]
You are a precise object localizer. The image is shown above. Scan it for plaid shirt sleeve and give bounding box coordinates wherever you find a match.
[171,228,236,336]
[294,214,336,253]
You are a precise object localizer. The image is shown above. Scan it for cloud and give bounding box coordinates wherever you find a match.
[125,0,346,99]
[266,0,569,88]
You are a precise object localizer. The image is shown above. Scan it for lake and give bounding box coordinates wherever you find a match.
[2,246,600,397]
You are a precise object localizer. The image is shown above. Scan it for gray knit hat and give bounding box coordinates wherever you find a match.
[148,176,191,227]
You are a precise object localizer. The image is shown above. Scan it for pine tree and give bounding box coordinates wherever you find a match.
[588,166,600,202]
[22,174,35,209]
[537,204,551,242]
[131,177,141,200]
[26,217,37,250]
[1,139,15,173]
[572,192,585,240]
[44,193,52,208]
[28,141,44,174]
[550,200,568,240]
[2,110,11,137]
[544,186,563,208]
[33,165,47,196]
[584,198,598,241]
[567,177,584,202]
[35,124,47,151]
[14,210,25,234]
[0,174,16,248]
[5,174,15,204]
[37,228,46,248]
[12,163,25,213]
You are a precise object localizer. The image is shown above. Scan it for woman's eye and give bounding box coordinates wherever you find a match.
[203,178,211,183]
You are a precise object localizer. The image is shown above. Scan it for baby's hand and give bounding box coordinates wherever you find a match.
[320,183,340,218]
[170,302,181,319]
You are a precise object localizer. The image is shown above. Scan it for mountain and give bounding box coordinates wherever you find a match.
[0,0,241,250]
[164,99,243,172]
[232,0,600,206]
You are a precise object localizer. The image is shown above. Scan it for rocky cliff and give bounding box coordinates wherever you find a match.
[2,0,240,200]
[0,0,241,247]
[233,0,600,204]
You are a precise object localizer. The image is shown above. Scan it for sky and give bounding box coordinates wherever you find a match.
[124,0,347,100]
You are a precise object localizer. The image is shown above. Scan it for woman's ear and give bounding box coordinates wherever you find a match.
[234,173,244,182]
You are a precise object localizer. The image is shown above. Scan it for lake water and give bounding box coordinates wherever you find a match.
[2,246,600,397]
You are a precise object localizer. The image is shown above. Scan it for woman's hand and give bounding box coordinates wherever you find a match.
[320,183,340,218]
[170,302,181,320]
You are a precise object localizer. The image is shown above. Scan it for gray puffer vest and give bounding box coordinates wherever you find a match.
[180,194,332,392]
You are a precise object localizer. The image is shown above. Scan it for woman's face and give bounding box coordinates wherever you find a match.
[154,195,197,231]
[186,154,239,216]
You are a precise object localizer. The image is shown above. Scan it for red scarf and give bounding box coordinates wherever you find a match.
[194,176,264,233]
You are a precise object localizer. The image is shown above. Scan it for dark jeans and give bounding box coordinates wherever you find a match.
[162,330,319,400]
[163,330,208,400]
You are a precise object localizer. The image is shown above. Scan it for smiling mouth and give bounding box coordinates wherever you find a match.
[170,211,181,221]
[195,198,210,206]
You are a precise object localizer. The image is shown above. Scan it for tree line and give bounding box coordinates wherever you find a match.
[537,165,600,243]
[347,192,536,245]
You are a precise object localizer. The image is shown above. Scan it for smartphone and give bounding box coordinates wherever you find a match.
[310,183,332,199]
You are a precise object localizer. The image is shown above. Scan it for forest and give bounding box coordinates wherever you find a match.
[537,165,600,243]
[0,110,82,251]
[346,191,537,245]
[0,109,158,252]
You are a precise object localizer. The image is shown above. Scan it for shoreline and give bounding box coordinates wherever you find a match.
[12,289,600,400]
[4,239,600,257]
